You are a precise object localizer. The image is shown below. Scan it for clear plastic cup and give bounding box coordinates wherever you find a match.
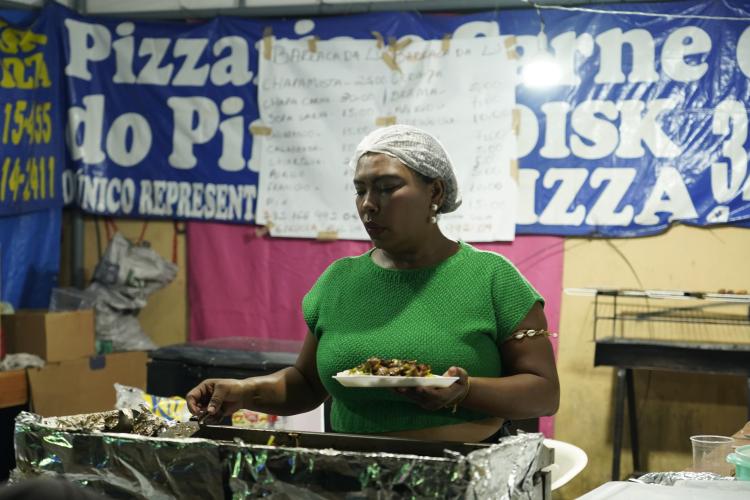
[690,435,734,476]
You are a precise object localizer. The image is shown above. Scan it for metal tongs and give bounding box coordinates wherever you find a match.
[159,412,210,438]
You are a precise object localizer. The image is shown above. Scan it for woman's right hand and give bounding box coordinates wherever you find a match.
[186,378,251,419]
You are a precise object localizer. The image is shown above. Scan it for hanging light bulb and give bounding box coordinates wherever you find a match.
[518,0,561,88]
[522,52,561,88]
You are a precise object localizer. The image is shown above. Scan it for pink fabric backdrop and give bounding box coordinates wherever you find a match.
[187,222,563,435]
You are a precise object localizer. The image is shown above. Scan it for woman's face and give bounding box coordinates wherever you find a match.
[354,153,438,251]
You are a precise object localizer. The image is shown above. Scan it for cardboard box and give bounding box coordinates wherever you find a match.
[0,369,28,408]
[2,309,95,362]
[27,351,147,417]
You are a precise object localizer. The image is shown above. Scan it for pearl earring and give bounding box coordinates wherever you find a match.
[430,204,438,224]
[430,204,438,212]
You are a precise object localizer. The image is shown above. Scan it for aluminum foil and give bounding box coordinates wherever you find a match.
[42,406,170,436]
[466,434,547,500]
[14,411,549,499]
[226,444,472,499]
[226,435,547,500]
[634,471,735,485]
[14,412,225,500]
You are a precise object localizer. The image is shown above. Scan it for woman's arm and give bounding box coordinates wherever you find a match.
[186,331,329,418]
[461,301,560,418]
[399,302,560,419]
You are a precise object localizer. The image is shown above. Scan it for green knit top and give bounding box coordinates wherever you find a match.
[302,241,543,434]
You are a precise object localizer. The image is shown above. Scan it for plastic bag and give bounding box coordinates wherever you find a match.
[0,353,45,371]
[85,233,178,352]
[49,287,96,311]
[114,383,191,422]
[231,409,282,429]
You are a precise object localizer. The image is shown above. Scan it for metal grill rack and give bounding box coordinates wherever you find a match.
[565,287,750,482]
[566,288,750,345]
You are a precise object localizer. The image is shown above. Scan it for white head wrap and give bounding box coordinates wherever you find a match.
[349,124,462,213]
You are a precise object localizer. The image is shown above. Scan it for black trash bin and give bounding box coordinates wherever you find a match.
[147,337,301,400]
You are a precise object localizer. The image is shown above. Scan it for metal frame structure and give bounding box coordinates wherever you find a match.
[1,0,683,17]
[575,288,750,481]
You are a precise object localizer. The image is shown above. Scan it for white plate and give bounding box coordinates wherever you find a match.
[333,373,459,388]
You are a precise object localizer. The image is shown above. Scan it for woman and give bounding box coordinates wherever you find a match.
[186,125,559,443]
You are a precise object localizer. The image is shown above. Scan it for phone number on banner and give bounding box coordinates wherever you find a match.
[0,155,56,203]
[2,100,52,145]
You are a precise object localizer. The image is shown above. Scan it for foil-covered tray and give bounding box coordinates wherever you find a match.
[635,471,736,485]
[13,411,552,499]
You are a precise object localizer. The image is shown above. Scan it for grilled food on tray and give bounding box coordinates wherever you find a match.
[348,357,433,377]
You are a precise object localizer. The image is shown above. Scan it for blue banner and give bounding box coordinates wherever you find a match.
[0,208,60,308]
[60,6,266,223]
[513,1,750,236]
[0,7,64,216]
[53,1,750,236]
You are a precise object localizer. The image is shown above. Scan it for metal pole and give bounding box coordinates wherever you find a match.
[612,367,626,481]
[71,209,85,288]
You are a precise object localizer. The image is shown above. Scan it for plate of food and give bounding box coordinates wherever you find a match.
[333,357,459,388]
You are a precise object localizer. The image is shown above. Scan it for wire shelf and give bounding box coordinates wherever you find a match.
[565,288,750,346]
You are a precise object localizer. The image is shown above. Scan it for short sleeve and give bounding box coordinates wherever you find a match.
[302,262,339,339]
[490,255,544,343]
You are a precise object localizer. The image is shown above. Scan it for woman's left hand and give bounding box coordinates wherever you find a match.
[396,366,470,411]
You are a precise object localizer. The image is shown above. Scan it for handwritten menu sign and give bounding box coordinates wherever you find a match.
[256,37,518,241]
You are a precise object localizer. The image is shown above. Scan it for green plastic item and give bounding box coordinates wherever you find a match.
[727,445,750,481]
[96,339,113,355]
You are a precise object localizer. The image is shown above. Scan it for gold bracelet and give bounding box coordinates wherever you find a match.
[512,329,558,340]
[445,377,471,414]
